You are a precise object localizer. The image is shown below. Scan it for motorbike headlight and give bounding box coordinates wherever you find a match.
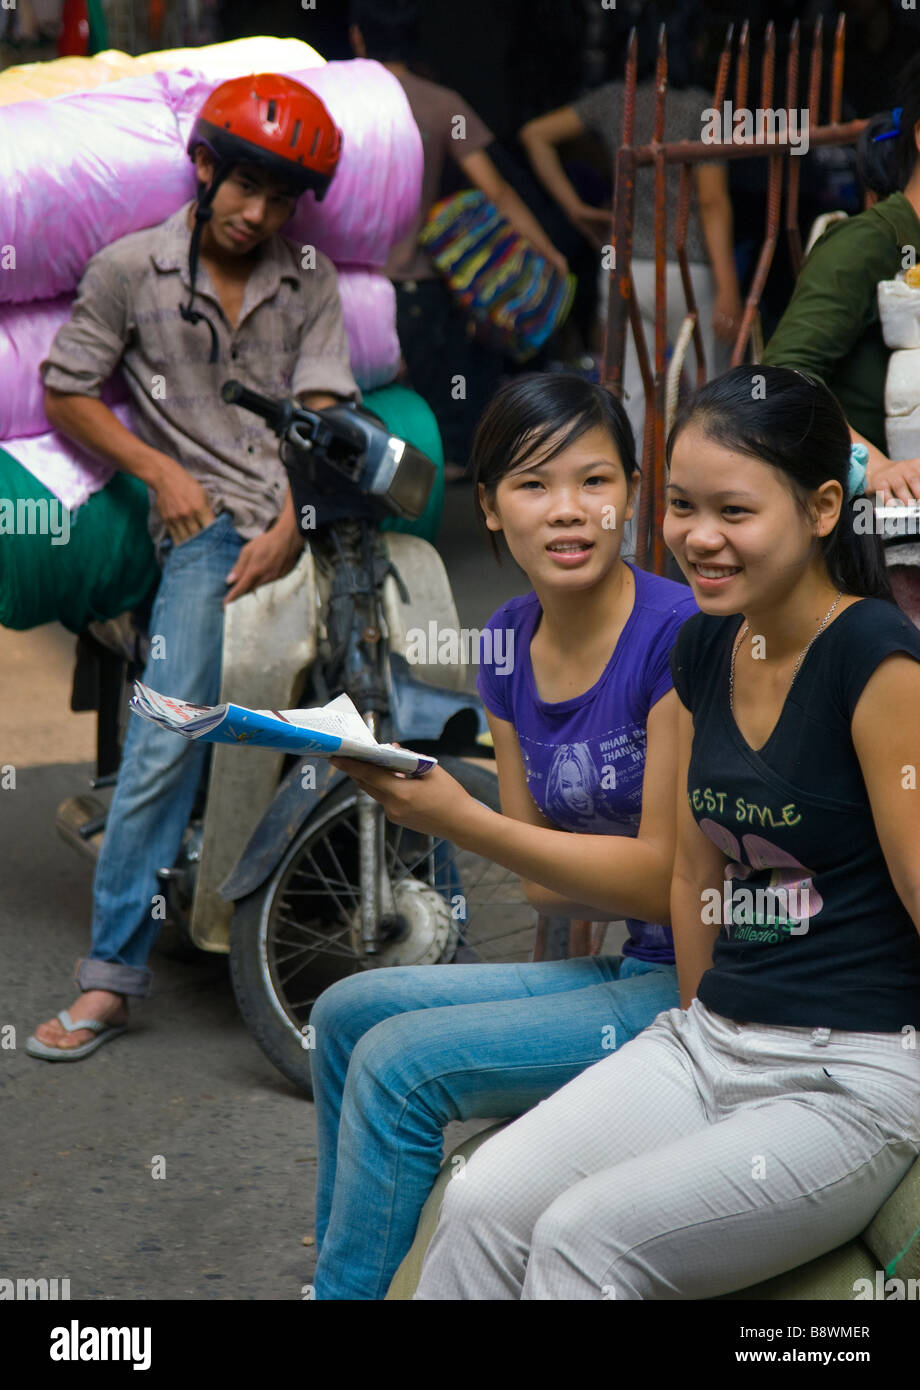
[365,435,436,519]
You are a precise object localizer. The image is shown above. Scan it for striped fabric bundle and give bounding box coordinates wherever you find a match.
[419,190,576,363]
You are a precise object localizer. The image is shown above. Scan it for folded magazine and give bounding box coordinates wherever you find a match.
[130,683,437,777]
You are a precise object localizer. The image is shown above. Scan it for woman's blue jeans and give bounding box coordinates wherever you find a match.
[77,513,244,998]
[310,954,678,1299]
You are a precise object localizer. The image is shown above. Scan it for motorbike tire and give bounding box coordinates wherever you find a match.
[229,756,536,1097]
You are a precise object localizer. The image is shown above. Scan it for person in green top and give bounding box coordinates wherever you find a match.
[763,53,920,510]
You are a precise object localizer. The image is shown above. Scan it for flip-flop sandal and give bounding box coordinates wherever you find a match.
[25,1009,127,1062]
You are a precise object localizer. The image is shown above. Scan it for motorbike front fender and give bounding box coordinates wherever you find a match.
[219,757,346,904]
[386,652,488,743]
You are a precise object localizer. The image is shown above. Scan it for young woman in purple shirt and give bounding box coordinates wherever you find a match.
[310,372,697,1299]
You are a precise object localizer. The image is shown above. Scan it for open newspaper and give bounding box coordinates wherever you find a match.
[130,683,437,777]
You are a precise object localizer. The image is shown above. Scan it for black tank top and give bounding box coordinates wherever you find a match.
[670,598,920,1031]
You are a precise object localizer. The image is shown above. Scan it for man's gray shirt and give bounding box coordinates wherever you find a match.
[40,201,361,547]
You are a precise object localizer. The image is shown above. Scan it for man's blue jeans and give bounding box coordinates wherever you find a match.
[310,954,679,1299]
[76,512,244,998]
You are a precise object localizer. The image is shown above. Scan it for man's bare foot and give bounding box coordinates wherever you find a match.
[32,990,129,1051]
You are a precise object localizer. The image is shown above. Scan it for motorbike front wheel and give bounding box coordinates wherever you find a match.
[229,757,536,1095]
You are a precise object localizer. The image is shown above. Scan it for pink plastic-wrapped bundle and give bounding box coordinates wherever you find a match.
[0,297,129,439]
[163,60,423,269]
[336,271,400,392]
[1,74,194,306]
[1,406,133,511]
[286,61,421,267]
[2,270,398,440]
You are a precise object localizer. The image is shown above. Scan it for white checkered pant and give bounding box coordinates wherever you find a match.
[414,999,920,1300]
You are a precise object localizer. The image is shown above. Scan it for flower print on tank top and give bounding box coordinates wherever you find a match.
[699,819,824,943]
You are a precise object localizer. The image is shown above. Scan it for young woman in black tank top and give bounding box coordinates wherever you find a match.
[411,365,920,1301]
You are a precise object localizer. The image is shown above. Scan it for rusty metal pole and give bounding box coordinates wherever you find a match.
[831,13,846,127]
[736,18,750,115]
[649,23,669,576]
[785,19,804,276]
[673,160,704,388]
[602,28,638,404]
[732,21,784,366]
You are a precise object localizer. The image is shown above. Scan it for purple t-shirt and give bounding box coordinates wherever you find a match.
[476,563,698,962]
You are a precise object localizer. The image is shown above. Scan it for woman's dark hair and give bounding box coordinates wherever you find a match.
[856,112,903,199]
[860,52,920,198]
[894,51,920,193]
[349,0,420,62]
[665,365,894,603]
[471,373,639,561]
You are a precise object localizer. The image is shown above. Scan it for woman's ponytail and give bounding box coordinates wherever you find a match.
[825,485,895,603]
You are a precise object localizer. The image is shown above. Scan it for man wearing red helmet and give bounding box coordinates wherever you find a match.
[29,75,360,1060]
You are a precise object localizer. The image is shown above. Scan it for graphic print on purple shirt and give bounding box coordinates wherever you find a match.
[476,562,698,963]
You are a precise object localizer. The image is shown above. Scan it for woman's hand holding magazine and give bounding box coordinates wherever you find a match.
[129,683,437,778]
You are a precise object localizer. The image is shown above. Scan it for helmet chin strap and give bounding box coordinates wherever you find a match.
[180,159,234,364]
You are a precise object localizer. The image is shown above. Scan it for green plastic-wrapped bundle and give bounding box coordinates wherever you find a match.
[0,385,444,634]
[0,448,158,634]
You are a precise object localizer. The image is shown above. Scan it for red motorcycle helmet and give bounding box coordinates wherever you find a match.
[187,73,343,202]
[181,75,343,362]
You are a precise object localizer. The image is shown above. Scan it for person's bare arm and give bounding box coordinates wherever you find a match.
[519,106,611,249]
[330,690,681,925]
[851,654,920,938]
[43,387,215,543]
[456,147,568,274]
[848,424,920,506]
[669,702,727,1007]
[298,391,342,411]
[222,388,347,603]
[695,163,743,343]
[487,691,678,920]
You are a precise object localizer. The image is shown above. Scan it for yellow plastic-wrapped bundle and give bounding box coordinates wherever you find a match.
[0,36,324,106]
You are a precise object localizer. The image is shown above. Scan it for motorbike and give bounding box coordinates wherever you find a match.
[56,385,535,1095]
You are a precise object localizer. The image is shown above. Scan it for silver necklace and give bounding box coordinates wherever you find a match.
[729,591,844,713]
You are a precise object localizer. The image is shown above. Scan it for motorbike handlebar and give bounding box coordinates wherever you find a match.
[221,378,365,458]
[221,379,298,434]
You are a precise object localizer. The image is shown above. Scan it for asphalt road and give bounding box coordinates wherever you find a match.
[0,492,537,1302]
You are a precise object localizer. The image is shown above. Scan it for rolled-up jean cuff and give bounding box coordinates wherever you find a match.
[76,957,152,999]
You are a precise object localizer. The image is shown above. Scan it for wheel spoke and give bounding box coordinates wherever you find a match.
[271,933,346,961]
[388,822,405,866]
[281,993,322,1013]
[320,836,360,908]
[390,834,440,882]
[273,910,343,937]
[282,881,355,897]
[270,922,357,965]
[294,848,354,920]
[274,933,357,978]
